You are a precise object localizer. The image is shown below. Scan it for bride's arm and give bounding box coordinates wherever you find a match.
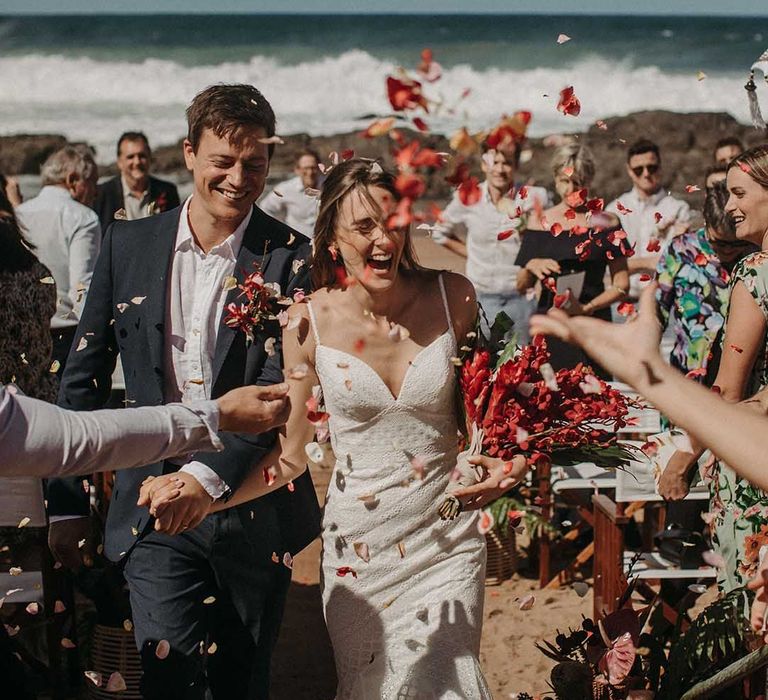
[143,303,319,529]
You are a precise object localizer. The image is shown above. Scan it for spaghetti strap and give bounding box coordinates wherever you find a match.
[437,273,454,335]
[306,301,321,344]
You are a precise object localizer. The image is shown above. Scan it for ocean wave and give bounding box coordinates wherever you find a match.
[0,50,750,162]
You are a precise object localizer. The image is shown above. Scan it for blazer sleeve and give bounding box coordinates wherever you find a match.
[191,242,312,496]
[47,223,121,516]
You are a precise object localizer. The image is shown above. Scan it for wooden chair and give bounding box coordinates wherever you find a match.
[0,477,78,699]
[592,459,714,623]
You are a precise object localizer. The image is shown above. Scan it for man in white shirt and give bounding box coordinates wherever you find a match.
[607,139,691,301]
[431,142,548,342]
[259,148,323,237]
[16,146,101,375]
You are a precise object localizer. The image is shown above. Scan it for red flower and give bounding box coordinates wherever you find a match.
[387,75,428,112]
[458,177,482,206]
[395,172,426,199]
[557,86,581,117]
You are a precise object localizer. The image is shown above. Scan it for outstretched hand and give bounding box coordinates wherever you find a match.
[452,455,528,510]
[529,283,663,388]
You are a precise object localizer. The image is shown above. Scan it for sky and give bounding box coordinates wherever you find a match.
[1,0,766,15]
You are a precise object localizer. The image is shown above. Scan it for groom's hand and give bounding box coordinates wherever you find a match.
[137,472,213,535]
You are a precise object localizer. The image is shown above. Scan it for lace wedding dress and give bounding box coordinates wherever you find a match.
[307,275,492,700]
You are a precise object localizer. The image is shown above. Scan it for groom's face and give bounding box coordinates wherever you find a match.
[184,126,270,225]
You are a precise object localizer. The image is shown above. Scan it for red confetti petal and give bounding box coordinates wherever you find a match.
[336,566,358,579]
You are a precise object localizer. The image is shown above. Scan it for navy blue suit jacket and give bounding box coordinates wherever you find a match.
[48,205,321,561]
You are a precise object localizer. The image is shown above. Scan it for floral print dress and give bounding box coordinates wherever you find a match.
[655,229,732,377]
[710,250,768,591]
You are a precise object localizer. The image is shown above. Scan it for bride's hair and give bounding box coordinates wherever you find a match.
[728,144,768,191]
[311,158,422,289]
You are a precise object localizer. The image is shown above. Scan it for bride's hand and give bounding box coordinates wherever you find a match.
[452,455,528,510]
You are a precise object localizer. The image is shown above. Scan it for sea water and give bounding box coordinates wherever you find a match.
[0,13,765,162]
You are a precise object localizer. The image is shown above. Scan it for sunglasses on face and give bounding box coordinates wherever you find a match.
[631,164,660,177]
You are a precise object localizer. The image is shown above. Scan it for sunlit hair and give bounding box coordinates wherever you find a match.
[550,143,595,188]
[704,179,736,240]
[311,159,422,290]
[729,144,768,191]
[40,145,96,187]
[186,84,276,156]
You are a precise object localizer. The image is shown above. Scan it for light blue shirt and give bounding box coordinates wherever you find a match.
[16,186,101,329]
[0,384,222,478]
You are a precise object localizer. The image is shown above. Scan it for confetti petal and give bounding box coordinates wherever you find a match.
[155,639,171,659]
[556,33,571,44]
[130,296,146,305]
[353,542,370,563]
[106,671,127,692]
[518,593,536,610]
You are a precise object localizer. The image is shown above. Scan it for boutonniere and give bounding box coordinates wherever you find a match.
[223,264,304,347]
[147,191,169,216]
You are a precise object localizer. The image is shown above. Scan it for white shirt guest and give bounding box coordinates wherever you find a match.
[16,147,101,331]
[260,149,323,237]
[432,145,548,343]
[606,139,691,300]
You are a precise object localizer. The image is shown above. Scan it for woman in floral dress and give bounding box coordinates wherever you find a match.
[663,145,768,591]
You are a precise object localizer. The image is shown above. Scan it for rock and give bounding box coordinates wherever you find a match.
[0,134,67,175]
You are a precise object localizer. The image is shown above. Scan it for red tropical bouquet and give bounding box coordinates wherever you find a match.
[459,335,634,467]
[441,314,637,520]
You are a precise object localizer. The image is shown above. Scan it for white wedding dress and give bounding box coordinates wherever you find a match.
[307,275,492,700]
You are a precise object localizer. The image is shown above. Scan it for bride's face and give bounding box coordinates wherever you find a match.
[334,185,407,291]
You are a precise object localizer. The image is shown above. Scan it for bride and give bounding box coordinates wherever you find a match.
[142,159,527,699]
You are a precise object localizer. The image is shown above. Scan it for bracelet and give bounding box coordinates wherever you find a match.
[611,285,629,297]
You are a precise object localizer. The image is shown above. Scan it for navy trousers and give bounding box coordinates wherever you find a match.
[123,508,291,700]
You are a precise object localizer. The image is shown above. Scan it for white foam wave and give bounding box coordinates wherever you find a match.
[0,50,751,163]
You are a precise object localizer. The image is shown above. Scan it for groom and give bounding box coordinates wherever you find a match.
[47,84,321,699]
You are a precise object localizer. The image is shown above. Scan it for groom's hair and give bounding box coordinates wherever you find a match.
[186,84,277,156]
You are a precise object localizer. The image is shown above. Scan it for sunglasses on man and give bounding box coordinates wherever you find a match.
[631,164,660,177]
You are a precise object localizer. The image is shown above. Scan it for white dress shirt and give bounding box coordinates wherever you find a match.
[607,186,691,298]
[16,186,101,329]
[167,197,252,499]
[259,175,320,238]
[431,181,549,295]
[121,175,151,221]
[0,384,222,478]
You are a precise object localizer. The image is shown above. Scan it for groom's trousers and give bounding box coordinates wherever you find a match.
[123,506,292,700]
